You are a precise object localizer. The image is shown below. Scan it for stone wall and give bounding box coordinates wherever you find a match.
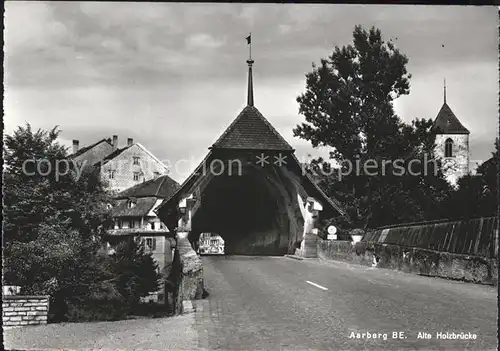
[368,242,498,285]
[317,240,373,266]
[298,234,320,258]
[317,239,498,285]
[364,217,498,258]
[2,295,49,327]
[174,232,204,314]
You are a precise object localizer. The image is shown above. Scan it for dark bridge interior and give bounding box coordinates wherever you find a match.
[189,166,290,255]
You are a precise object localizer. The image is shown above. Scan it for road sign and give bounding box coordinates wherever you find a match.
[327,226,337,235]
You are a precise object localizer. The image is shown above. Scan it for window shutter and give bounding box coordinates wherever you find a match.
[152,237,157,251]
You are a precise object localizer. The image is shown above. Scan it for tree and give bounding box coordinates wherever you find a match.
[3,124,110,285]
[3,124,160,321]
[2,124,119,320]
[110,238,161,308]
[441,139,498,220]
[295,26,452,228]
[295,25,411,161]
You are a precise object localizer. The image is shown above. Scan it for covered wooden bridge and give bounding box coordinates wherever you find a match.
[155,57,345,256]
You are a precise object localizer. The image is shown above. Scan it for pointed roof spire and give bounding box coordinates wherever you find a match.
[443,78,447,104]
[247,59,254,107]
[246,33,254,107]
[432,78,470,134]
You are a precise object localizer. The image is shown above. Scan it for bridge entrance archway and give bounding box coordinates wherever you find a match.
[190,165,290,255]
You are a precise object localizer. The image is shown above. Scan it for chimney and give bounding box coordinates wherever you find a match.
[127,138,133,146]
[72,140,79,154]
[112,135,118,151]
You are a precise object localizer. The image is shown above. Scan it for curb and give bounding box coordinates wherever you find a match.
[284,254,304,261]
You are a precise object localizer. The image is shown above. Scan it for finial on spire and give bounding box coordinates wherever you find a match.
[246,33,254,107]
[443,78,447,104]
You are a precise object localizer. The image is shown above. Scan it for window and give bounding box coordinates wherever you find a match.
[133,172,140,181]
[130,220,140,228]
[108,170,115,179]
[128,201,135,209]
[153,171,160,178]
[151,222,156,230]
[133,157,140,165]
[445,138,453,158]
[141,237,156,251]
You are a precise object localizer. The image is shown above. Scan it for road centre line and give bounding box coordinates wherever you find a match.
[306,280,328,291]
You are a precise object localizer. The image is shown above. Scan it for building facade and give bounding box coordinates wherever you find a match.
[70,136,177,303]
[100,139,170,193]
[69,135,170,193]
[199,233,225,255]
[105,175,180,303]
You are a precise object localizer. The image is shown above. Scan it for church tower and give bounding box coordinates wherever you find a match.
[432,80,470,186]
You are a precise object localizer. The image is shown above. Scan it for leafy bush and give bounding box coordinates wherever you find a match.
[3,124,161,322]
[64,281,127,322]
[109,238,161,311]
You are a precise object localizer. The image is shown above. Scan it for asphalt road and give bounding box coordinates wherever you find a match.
[4,256,498,351]
[194,256,497,351]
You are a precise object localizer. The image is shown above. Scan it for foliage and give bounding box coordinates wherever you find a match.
[295,25,411,160]
[109,238,161,309]
[440,139,498,220]
[3,123,161,322]
[295,25,453,228]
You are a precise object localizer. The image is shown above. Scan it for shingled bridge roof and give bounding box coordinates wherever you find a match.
[211,105,293,151]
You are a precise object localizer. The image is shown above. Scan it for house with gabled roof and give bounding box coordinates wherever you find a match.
[105,174,180,303]
[155,55,346,256]
[99,138,170,193]
[432,82,470,186]
[69,138,114,167]
[69,135,170,193]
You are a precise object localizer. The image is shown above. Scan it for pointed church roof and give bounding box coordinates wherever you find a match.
[432,103,470,135]
[210,105,294,151]
[432,80,469,135]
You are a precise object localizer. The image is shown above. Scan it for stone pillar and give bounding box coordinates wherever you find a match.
[297,195,323,258]
[300,233,318,258]
[176,231,204,312]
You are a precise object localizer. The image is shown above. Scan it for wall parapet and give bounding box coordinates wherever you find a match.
[173,232,204,315]
[364,216,498,258]
[2,295,50,327]
[318,239,498,285]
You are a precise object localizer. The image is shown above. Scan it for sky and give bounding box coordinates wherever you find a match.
[4,2,498,183]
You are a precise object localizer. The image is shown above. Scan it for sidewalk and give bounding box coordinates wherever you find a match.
[4,313,204,351]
